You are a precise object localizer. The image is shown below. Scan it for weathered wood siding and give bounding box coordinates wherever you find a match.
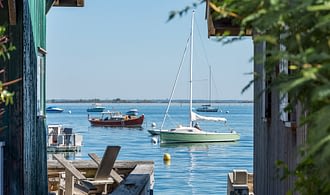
[253,40,267,195]
[0,0,48,194]
[205,3,307,193]
[253,40,304,195]
[24,1,48,194]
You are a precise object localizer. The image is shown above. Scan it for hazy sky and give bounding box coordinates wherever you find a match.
[46,1,253,100]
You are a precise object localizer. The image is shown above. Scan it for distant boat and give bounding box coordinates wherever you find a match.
[46,106,64,113]
[87,103,106,112]
[196,67,219,112]
[126,108,139,116]
[88,110,144,128]
[196,104,219,112]
[47,124,83,152]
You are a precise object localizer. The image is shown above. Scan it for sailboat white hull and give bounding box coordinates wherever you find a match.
[160,127,240,143]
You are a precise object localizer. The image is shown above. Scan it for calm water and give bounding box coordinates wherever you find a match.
[46,103,253,195]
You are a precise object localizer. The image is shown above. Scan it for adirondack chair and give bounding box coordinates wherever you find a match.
[53,145,121,195]
[88,153,123,184]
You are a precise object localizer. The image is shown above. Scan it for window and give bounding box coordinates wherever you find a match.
[278,43,296,128]
[37,47,46,117]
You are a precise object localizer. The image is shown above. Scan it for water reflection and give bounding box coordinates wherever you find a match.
[160,141,238,149]
[159,141,240,194]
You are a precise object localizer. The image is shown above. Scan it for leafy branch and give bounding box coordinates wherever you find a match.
[0,26,15,61]
[0,25,21,133]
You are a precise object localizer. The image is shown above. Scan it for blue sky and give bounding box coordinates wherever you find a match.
[46,0,253,100]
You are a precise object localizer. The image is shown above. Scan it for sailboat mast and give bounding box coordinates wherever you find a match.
[209,66,211,105]
[189,10,195,127]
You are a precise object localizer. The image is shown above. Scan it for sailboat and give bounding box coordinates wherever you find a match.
[196,66,219,112]
[158,10,240,143]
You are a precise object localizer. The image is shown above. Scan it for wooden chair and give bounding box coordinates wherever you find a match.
[88,153,123,184]
[53,145,121,195]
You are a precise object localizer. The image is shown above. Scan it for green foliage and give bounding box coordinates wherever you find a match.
[0,82,14,105]
[167,0,205,22]
[0,26,17,108]
[0,26,15,61]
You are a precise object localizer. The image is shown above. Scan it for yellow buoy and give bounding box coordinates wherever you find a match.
[164,160,171,166]
[163,153,171,161]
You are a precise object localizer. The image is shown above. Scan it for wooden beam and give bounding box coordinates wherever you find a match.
[8,0,16,25]
[111,164,154,195]
[77,0,83,6]
[53,154,86,180]
[206,3,252,37]
[53,0,84,7]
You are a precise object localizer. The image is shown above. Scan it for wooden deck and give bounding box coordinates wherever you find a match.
[48,159,154,195]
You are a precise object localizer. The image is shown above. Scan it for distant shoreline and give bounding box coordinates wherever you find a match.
[46,99,253,104]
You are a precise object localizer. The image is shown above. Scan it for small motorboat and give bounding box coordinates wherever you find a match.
[46,106,64,113]
[88,110,144,128]
[87,103,106,112]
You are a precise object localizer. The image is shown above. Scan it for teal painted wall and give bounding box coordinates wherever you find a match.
[29,0,47,49]
[0,0,48,194]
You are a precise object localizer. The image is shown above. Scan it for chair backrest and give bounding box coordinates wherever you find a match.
[94,146,121,180]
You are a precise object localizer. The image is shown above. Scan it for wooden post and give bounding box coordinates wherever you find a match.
[8,0,16,25]
[65,170,74,195]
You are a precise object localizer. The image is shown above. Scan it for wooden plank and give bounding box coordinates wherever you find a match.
[112,164,154,195]
[53,0,84,7]
[77,0,83,6]
[8,0,16,25]
[65,170,74,195]
[47,160,154,170]
[94,146,120,180]
[53,154,86,180]
[88,153,101,166]
[112,174,149,195]
[88,153,123,183]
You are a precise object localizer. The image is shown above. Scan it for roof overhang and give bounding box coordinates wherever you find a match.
[46,0,84,14]
[206,0,252,37]
[53,0,84,7]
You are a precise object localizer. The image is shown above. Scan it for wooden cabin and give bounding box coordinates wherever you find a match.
[0,0,83,194]
[205,1,307,194]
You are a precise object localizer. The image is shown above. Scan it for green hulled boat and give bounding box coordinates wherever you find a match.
[158,11,240,144]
